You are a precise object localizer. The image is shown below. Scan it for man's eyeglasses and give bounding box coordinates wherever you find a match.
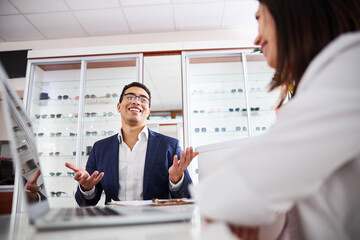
[123,93,149,104]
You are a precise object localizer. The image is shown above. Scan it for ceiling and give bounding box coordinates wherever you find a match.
[0,0,261,113]
[0,0,259,42]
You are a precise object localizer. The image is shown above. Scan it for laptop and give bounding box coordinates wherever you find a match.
[0,63,194,231]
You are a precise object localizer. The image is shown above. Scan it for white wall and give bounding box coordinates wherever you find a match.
[0,29,256,54]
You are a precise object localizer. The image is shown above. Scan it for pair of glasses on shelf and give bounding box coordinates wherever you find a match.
[193,110,205,113]
[35,114,62,119]
[50,191,67,197]
[105,93,119,98]
[194,127,207,133]
[50,132,62,137]
[250,87,262,92]
[231,88,244,93]
[86,131,98,136]
[84,112,97,117]
[85,94,96,99]
[101,130,115,136]
[57,95,69,100]
[49,152,60,156]
[17,144,28,152]
[69,132,77,137]
[255,126,267,131]
[67,172,75,176]
[73,151,84,156]
[235,126,248,131]
[229,108,241,112]
[34,133,44,137]
[102,112,114,117]
[49,172,62,176]
[214,127,226,132]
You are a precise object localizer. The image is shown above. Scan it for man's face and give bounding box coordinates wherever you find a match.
[117,86,151,127]
[254,3,278,68]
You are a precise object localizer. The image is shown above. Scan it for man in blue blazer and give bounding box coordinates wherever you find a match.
[66,82,198,206]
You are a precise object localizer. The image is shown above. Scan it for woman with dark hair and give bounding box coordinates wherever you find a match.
[193,0,360,239]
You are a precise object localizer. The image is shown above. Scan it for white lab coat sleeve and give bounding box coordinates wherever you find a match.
[191,39,360,226]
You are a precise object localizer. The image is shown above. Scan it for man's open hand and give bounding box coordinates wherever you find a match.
[65,162,104,191]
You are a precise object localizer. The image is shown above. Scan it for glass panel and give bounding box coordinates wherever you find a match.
[186,54,248,147]
[81,59,139,172]
[245,54,278,137]
[28,61,81,207]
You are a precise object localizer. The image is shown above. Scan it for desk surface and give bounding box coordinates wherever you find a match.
[0,211,238,240]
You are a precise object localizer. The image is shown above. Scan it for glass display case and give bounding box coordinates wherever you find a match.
[182,50,279,182]
[25,54,142,207]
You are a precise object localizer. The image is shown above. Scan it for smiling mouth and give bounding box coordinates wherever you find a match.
[129,107,141,113]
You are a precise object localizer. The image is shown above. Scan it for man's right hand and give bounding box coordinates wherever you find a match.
[65,162,104,191]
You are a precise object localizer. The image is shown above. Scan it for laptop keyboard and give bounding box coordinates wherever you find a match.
[43,207,121,222]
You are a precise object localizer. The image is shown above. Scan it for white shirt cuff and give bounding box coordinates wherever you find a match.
[169,173,184,191]
[79,186,96,200]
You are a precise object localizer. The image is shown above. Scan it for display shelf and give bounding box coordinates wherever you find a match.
[33,77,136,90]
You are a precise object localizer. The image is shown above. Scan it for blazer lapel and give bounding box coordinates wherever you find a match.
[143,129,161,196]
[109,135,120,199]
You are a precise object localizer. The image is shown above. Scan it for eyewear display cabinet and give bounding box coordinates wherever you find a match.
[25,54,142,207]
[182,50,280,182]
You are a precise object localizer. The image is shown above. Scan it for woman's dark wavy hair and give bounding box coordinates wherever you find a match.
[258,0,360,107]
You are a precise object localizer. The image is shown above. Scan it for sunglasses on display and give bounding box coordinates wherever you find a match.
[85,94,96,99]
[101,130,115,136]
[193,110,205,113]
[84,112,97,117]
[49,152,60,156]
[105,93,119,98]
[85,131,98,136]
[57,95,69,100]
[49,172,62,177]
[67,172,75,176]
[73,151,84,156]
[102,112,114,117]
[50,191,67,197]
[50,132,62,137]
[69,132,77,137]
[229,108,240,112]
[34,133,44,137]
[17,145,28,152]
[231,88,244,93]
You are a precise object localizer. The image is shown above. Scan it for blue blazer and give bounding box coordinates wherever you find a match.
[75,129,192,206]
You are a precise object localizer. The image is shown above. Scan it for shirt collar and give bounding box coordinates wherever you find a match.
[118,125,148,144]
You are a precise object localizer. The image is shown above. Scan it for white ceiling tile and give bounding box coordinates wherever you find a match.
[74,9,130,36]
[222,0,258,29]
[65,0,119,10]
[10,0,68,13]
[120,0,171,7]
[0,15,44,41]
[124,5,174,33]
[26,12,87,39]
[0,1,19,15]
[174,2,223,30]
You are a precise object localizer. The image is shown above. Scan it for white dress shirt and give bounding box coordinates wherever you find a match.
[80,126,184,200]
[192,32,360,240]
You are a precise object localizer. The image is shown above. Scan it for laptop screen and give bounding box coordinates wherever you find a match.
[0,63,49,221]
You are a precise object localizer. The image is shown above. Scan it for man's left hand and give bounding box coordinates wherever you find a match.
[169,147,199,184]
